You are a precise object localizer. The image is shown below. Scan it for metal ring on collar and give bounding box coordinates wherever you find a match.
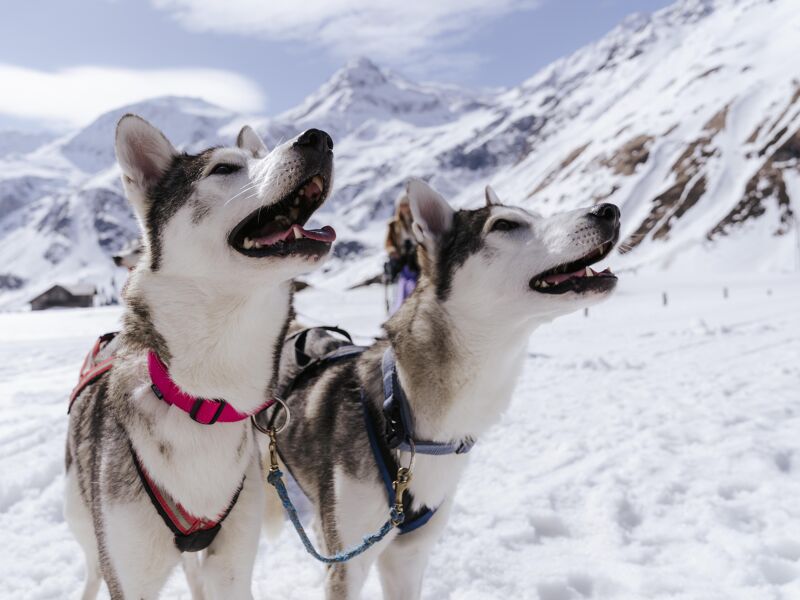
[252,396,291,435]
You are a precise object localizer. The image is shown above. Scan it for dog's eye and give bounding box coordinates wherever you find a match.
[491,219,521,232]
[209,163,242,176]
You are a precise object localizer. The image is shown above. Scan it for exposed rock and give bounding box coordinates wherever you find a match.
[332,239,366,260]
[622,106,728,251]
[710,127,799,238]
[0,274,24,290]
[529,143,591,197]
[601,135,654,176]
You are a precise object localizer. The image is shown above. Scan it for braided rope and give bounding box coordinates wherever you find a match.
[267,468,402,563]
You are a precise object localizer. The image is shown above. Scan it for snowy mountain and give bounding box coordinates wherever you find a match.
[2,0,799,309]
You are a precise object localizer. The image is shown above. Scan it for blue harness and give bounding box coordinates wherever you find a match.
[380,348,476,457]
[263,327,476,561]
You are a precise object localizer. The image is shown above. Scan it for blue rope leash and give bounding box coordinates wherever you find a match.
[267,468,403,563]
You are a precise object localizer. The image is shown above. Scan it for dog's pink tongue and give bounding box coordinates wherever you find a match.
[294,224,336,242]
[543,269,583,285]
[253,229,292,246]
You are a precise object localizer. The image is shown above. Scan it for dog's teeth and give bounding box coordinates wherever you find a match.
[293,197,300,207]
[312,175,324,189]
[585,267,594,277]
[541,281,549,288]
[293,227,303,240]
[243,237,254,250]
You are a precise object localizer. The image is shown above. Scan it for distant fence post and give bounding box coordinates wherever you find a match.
[584,308,589,318]
[662,292,668,307]
[723,286,729,299]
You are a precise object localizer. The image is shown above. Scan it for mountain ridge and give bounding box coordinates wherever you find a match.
[1,0,798,309]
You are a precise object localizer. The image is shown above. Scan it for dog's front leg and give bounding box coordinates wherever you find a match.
[201,455,264,600]
[324,554,375,600]
[102,500,182,599]
[182,553,206,600]
[376,498,453,600]
[321,470,389,600]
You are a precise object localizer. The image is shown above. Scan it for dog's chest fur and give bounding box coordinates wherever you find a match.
[68,272,293,519]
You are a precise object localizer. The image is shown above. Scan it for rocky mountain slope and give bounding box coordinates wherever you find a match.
[1,0,798,308]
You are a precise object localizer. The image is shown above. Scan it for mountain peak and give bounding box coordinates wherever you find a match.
[60,95,236,172]
[276,57,476,136]
[330,56,389,90]
[343,56,383,73]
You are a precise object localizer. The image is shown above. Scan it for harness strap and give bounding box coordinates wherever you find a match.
[272,327,470,537]
[381,348,475,456]
[360,391,435,535]
[286,325,355,368]
[69,332,119,412]
[264,326,367,429]
[130,445,243,553]
[69,334,246,553]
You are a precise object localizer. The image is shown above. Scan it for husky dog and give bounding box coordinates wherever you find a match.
[264,179,620,600]
[65,115,336,599]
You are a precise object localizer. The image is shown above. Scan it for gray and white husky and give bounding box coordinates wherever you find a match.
[65,115,336,599]
[264,179,620,599]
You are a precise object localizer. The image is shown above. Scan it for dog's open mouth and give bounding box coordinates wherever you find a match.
[228,175,336,258]
[530,240,617,294]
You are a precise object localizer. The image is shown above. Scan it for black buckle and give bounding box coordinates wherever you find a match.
[454,437,474,454]
[383,397,403,450]
[190,399,226,425]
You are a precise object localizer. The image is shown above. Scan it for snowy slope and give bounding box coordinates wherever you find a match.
[1,274,799,599]
[0,97,238,309]
[2,0,800,309]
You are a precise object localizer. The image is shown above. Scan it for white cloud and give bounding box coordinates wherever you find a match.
[0,64,266,129]
[152,0,540,72]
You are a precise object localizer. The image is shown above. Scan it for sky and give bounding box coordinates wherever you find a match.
[0,0,674,132]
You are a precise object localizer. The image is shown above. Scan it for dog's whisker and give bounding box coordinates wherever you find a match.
[225,182,262,206]
[225,188,258,207]
[225,191,258,208]
[226,181,262,204]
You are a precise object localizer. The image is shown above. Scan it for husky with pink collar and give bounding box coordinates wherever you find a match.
[65,115,336,599]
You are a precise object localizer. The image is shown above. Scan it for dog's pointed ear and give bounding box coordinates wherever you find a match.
[485,184,501,207]
[237,125,268,158]
[407,178,454,248]
[115,114,176,193]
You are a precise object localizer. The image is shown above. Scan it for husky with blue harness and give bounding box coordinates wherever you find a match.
[258,178,621,599]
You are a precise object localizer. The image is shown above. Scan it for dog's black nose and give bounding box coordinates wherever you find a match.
[590,203,620,224]
[295,129,334,152]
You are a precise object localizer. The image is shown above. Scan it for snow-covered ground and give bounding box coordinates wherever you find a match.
[1,272,799,599]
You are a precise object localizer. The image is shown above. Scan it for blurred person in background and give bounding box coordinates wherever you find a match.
[384,187,419,313]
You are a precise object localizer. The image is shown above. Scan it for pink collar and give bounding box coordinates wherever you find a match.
[147,351,274,425]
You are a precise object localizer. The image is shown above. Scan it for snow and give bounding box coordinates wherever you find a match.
[1,272,799,599]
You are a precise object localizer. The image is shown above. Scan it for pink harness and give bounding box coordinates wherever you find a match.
[69,333,273,552]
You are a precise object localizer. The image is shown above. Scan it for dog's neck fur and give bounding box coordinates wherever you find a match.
[385,280,537,443]
[123,264,292,414]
